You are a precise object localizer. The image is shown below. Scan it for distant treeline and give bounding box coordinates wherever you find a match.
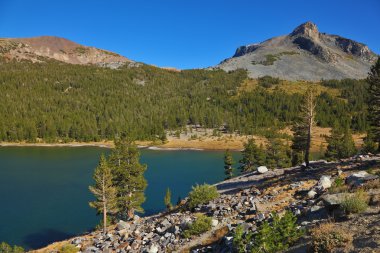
[0,58,369,142]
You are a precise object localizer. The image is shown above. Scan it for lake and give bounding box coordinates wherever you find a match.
[0,146,239,249]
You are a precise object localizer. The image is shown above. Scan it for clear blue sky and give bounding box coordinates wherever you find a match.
[0,0,379,69]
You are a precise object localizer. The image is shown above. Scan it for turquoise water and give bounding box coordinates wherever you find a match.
[0,147,239,249]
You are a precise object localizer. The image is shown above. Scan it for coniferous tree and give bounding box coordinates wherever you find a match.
[339,128,357,158]
[266,138,292,169]
[325,124,356,160]
[108,139,147,219]
[291,88,316,167]
[325,123,342,160]
[164,188,172,210]
[239,139,266,172]
[224,149,234,180]
[89,154,118,235]
[367,57,380,152]
[362,131,378,154]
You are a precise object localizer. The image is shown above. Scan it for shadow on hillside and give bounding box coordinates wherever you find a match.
[23,228,75,250]
[217,159,379,195]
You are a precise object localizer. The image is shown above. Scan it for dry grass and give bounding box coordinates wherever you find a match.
[237,78,341,97]
[310,223,353,253]
[363,179,380,190]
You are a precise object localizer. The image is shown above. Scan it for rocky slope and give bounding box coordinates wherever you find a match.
[0,36,131,68]
[216,22,378,81]
[31,155,380,253]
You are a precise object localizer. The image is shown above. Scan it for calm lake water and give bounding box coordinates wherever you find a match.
[0,146,239,249]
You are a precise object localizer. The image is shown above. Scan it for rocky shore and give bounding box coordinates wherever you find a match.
[32,155,380,253]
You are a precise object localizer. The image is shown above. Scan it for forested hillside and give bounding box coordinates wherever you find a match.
[0,58,369,142]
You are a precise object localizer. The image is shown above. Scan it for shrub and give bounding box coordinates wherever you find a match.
[363,179,380,190]
[232,225,253,253]
[232,211,303,253]
[328,177,349,194]
[258,75,280,88]
[341,190,369,214]
[182,214,212,238]
[310,223,353,252]
[0,242,24,253]
[60,244,78,253]
[187,184,219,209]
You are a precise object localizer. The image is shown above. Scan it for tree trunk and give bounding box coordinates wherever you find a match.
[103,203,107,235]
[305,123,311,167]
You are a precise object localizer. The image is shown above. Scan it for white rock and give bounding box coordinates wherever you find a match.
[147,244,159,253]
[318,175,332,189]
[257,166,268,174]
[211,219,219,227]
[307,190,317,198]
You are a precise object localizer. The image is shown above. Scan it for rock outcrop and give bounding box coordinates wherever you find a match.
[33,155,380,253]
[217,21,378,81]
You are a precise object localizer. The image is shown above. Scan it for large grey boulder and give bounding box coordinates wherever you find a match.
[321,193,351,206]
[346,171,379,187]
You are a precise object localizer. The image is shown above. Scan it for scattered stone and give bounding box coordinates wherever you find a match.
[318,175,332,190]
[211,219,219,227]
[117,220,130,231]
[257,166,268,174]
[308,190,317,198]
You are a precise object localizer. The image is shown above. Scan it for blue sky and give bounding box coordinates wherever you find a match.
[0,0,379,69]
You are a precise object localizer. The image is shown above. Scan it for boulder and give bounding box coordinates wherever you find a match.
[257,166,268,174]
[318,176,332,190]
[211,219,219,227]
[117,220,130,231]
[321,193,350,206]
[147,244,158,253]
[310,205,324,212]
[308,190,318,199]
[346,171,379,187]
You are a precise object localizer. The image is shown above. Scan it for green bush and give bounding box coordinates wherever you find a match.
[341,190,368,214]
[258,75,280,88]
[310,223,353,252]
[232,211,303,253]
[60,244,78,253]
[0,242,24,253]
[232,225,253,253]
[187,184,219,209]
[182,214,212,238]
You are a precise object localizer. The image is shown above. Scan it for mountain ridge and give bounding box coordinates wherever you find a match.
[0,35,131,68]
[217,21,378,81]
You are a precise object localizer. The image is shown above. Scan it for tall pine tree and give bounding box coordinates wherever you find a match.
[164,188,172,210]
[367,57,380,152]
[224,149,234,180]
[89,154,118,235]
[325,124,356,160]
[109,139,147,219]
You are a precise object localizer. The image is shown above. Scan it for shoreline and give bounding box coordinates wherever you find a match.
[0,141,243,151]
[0,127,365,152]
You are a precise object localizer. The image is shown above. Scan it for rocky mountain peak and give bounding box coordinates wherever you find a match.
[290,21,320,40]
[217,22,377,81]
